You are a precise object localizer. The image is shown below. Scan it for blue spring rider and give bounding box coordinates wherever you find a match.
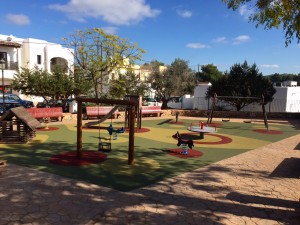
[107,124,125,140]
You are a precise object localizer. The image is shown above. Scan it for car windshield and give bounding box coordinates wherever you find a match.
[0,94,21,101]
[143,98,156,102]
[9,95,21,101]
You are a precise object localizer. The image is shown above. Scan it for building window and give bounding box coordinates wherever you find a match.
[37,55,42,64]
[0,52,7,61]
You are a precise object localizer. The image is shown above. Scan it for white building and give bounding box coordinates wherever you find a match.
[192,81,300,113]
[269,82,300,112]
[0,34,74,104]
[166,95,194,109]
[193,82,211,110]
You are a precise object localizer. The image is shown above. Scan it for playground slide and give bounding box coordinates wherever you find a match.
[84,105,120,127]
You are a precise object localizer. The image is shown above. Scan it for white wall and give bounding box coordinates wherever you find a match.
[193,83,211,110]
[0,34,74,102]
[167,95,194,109]
[286,87,300,112]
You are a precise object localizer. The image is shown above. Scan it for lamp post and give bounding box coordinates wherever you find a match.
[0,59,5,113]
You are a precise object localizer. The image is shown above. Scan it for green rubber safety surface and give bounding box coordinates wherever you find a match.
[0,118,298,192]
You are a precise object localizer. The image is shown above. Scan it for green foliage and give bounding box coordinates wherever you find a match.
[11,66,91,100]
[267,73,300,84]
[143,60,165,67]
[206,61,276,111]
[108,70,149,99]
[147,58,196,104]
[222,0,300,46]
[63,28,146,98]
[12,67,52,100]
[196,64,223,82]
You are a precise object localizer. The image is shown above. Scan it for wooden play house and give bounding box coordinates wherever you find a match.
[0,106,42,143]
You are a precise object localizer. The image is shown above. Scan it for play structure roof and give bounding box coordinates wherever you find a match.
[0,106,41,130]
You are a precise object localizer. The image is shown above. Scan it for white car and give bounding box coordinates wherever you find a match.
[142,98,162,106]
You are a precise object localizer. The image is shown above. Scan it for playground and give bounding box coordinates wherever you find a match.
[0,115,299,192]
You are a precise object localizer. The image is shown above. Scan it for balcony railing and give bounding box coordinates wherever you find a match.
[1,61,19,70]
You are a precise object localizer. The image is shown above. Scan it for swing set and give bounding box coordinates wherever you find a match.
[95,105,126,152]
[75,97,137,165]
[207,93,269,130]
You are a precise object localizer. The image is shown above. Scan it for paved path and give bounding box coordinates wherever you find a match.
[0,120,300,224]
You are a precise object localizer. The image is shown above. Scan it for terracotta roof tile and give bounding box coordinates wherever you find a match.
[0,41,22,48]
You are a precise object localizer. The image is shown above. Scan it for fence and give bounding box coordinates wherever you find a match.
[194,97,300,113]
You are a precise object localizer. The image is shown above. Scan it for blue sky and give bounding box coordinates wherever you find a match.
[1,0,299,75]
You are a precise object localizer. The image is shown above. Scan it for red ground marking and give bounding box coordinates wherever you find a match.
[125,127,150,133]
[253,129,283,134]
[189,122,223,127]
[36,127,59,131]
[173,133,232,145]
[168,148,204,158]
[49,150,107,166]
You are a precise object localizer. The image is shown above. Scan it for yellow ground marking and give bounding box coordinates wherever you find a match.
[205,135,270,149]
[101,157,160,175]
[66,124,271,150]
[0,134,49,148]
[251,125,280,130]
[136,127,270,150]
[65,123,129,143]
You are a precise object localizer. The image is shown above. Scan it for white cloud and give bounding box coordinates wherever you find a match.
[102,26,118,34]
[213,36,227,43]
[233,35,250,44]
[239,5,254,20]
[5,14,30,25]
[49,0,160,25]
[186,43,210,49]
[177,9,192,18]
[260,64,279,68]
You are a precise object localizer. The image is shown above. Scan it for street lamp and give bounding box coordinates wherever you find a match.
[0,59,5,113]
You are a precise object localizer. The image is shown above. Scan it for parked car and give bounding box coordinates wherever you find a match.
[142,97,162,106]
[0,102,22,115]
[36,98,86,113]
[0,94,34,108]
[0,93,34,115]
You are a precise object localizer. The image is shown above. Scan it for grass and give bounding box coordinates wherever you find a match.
[0,118,299,192]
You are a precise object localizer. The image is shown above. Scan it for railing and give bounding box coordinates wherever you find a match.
[194,97,300,113]
[2,61,19,70]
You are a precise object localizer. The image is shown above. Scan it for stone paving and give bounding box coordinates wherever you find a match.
[0,119,300,225]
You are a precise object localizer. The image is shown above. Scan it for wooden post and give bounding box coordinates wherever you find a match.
[207,93,217,124]
[128,105,136,165]
[261,95,269,131]
[75,97,137,165]
[77,100,83,158]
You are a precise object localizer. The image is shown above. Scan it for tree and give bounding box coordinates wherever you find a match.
[108,70,149,99]
[206,61,276,111]
[11,66,91,102]
[12,67,53,101]
[147,58,196,108]
[222,0,300,46]
[195,64,223,82]
[267,73,300,84]
[142,60,165,68]
[167,58,196,96]
[63,28,146,98]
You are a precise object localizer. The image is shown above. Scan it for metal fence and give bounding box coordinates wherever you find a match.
[194,97,300,113]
